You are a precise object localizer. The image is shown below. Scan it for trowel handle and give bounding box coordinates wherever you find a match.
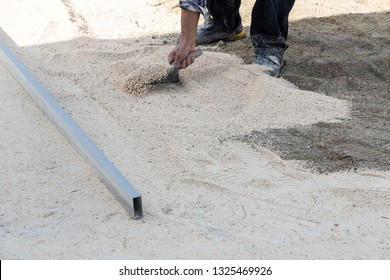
[188,49,203,59]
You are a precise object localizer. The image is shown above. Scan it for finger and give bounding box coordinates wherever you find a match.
[178,54,196,69]
[184,56,195,68]
[174,53,187,68]
[189,56,195,65]
[179,59,187,69]
[167,51,175,65]
[169,50,183,67]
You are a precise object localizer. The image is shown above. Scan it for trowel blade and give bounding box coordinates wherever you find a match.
[150,66,178,84]
[163,66,179,83]
[155,49,203,84]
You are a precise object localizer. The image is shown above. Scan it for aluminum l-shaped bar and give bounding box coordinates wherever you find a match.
[0,40,143,219]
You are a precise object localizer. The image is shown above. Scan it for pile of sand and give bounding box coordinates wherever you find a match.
[1,0,389,260]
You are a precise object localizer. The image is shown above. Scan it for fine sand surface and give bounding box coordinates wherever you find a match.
[0,0,389,259]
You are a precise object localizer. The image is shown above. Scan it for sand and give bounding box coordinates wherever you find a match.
[0,0,389,259]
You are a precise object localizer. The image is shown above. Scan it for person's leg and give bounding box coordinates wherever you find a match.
[207,0,242,33]
[251,0,296,76]
[196,0,245,45]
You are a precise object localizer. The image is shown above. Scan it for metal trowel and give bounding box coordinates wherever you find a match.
[155,49,203,84]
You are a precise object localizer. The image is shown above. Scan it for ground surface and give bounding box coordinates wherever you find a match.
[197,1,390,173]
[0,0,389,259]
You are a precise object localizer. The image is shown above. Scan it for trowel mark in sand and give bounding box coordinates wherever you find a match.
[330,174,390,190]
[198,171,244,185]
[195,143,268,186]
[195,142,304,189]
[61,0,92,35]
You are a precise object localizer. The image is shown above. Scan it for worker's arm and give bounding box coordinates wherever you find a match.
[168,9,200,69]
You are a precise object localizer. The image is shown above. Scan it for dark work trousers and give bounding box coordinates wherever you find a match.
[207,0,296,55]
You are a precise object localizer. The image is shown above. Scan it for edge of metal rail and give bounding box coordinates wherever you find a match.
[0,41,143,219]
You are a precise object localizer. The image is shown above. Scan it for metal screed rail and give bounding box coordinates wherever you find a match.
[0,41,143,219]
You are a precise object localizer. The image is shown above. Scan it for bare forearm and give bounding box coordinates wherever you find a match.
[180,8,200,45]
[168,9,200,69]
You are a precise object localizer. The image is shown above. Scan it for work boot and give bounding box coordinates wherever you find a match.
[196,20,245,45]
[252,52,284,77]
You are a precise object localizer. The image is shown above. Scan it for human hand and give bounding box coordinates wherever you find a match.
[168,41,196,69]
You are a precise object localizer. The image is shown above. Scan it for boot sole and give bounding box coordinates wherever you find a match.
[196,30,246,45]
[223,30,246,41]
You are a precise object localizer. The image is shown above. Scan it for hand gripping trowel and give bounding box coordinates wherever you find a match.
[154,48,203,84]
